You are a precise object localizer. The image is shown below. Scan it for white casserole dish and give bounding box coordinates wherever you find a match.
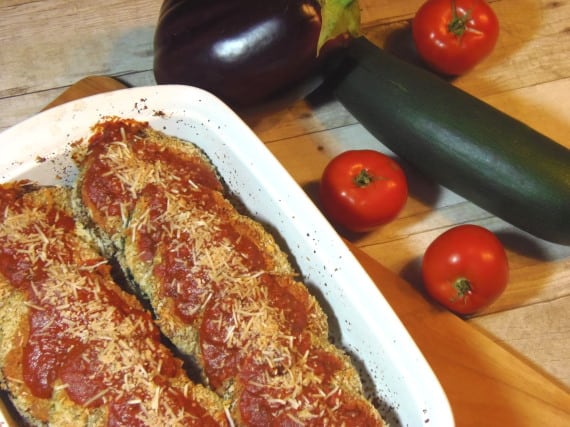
[0,85,454,426]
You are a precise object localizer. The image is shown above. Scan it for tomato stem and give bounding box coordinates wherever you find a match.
[448,0,472,37]
[354,169,374,187]
[453,277,472,302]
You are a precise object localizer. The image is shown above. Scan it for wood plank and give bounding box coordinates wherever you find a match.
[351,244,570,427]
[359,0,425,26]
[1,0,569,421]
[0,0,160,96]
[471,295,570,390]
[0,71,156,133]
[42,76,128,110]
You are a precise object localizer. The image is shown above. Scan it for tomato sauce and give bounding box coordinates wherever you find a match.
[82,118,223,236]
[130,182,313,392]
[75,118,384,426]
[82,157,133,219]
[0,185,224,426]
[237,342,379,426]
[97,143,374,423]
[87,117,221,191]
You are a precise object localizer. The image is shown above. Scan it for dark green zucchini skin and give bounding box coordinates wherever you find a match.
[331,37,570,245]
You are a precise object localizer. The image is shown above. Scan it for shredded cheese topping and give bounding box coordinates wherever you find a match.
[77,118,385,426]
[0,184,227,426]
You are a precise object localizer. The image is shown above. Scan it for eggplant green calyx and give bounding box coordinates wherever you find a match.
[317,0,361,54]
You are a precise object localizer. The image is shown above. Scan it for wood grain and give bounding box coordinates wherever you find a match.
[1,0,569,424]
[41,76,128,110]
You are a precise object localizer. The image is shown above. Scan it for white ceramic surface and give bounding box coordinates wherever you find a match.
[0,85,453,426]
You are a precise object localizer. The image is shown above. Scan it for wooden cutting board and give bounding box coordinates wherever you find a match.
[44,76,570,426]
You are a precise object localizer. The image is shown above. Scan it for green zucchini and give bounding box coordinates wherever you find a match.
[330,37,570,245]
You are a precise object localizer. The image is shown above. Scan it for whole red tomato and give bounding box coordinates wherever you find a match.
[319,150,408,232]
[422,224,509,315]
[412,0,499,75]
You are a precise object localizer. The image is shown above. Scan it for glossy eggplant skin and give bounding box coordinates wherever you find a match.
[154,0,341,107]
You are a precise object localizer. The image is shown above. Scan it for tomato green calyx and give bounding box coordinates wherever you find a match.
[448,0,472,37]
[452,277,472,302]
[316,0,361,54]
[353,169,380,187]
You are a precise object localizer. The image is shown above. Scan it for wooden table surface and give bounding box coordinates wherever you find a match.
[1,0,569,423]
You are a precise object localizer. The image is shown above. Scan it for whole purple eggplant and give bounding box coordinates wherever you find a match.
[153,0,359,107]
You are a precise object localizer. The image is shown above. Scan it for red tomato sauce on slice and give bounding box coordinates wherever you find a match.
[81,118,223,237]
[198,275,310,391]
[0,185,225,426]
[237,342,378,426]
[86,117,221,191]
[81,157,133,219]
[119,173,376,424]
[72,118,383,425]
